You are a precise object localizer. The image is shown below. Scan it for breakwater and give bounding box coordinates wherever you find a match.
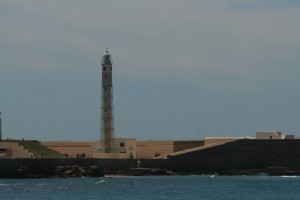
[1,139,300,178]
[0,158,136,178]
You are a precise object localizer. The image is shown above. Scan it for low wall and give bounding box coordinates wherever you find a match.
[173,141,204,152]
[0,158,137,178]
[140,139,300,172]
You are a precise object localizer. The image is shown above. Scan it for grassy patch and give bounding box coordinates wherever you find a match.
[13,140,66,158]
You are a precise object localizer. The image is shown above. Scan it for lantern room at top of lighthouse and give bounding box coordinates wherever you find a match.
[101,50,112,65]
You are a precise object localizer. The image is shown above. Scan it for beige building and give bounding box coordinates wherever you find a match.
[136,141,174,159]
[0,141,33,158]
[256,131,295,139]
[41,139,203,159]
[42,138,137,159]
[93,138,137,159]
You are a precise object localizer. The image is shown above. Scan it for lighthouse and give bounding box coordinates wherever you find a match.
[100,49,115,153]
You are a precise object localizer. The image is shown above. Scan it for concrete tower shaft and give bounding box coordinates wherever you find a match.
[0,112,2,141]
[100,50,115,153]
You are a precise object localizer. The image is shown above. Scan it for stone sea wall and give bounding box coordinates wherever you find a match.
[0,158,136,178]
[1,139,300,178]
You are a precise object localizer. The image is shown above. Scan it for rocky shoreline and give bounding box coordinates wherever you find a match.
[2,165,300,178]
[54,166,174,178]
[216,167,300,176]
[54,165,105,178]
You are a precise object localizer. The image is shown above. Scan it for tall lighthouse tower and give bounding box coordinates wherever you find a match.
[100,49,115,153]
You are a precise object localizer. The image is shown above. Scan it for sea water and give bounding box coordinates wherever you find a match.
[1,175,300,200]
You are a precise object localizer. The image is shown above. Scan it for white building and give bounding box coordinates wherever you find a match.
[256,131,295,139]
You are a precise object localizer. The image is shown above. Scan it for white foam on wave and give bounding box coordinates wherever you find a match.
[281,176,299,178]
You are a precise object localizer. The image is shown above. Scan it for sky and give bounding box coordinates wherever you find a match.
[0,0,299,141]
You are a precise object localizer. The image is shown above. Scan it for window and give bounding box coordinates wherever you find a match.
[103,67,106,71]
[120,142,125,147]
